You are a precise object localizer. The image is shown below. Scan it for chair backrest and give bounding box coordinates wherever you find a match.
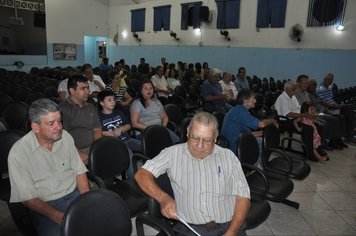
[213,111,225,132]
[0,117,9,132]
[180,117,191,143]
[88,137,130,181]
[61,189,132,236]
[148,173,175,218]
[0,130,25,175]
[216,135,229,148]
[238,132,260,165]
[0,94,13,115]
[1,101,29,132]
[263,124,281,152]
[143,125,173,159]
[165,104,183,127]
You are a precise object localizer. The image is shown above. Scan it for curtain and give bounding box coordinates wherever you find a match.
[256,0,287,28]
[216,0,241,29]
[181,2,203,30]
[307,0,347,27]
[131,8,145,32]
[153,5,171,31]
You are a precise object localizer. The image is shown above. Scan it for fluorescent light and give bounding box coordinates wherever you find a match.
[121,30,128,38]
[336,25,344,31]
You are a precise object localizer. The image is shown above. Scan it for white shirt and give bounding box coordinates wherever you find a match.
[88,74,106,93]
[57,78,69,99]
[151,74,170,98]
[219,80,238,100]
[274,91,301,116]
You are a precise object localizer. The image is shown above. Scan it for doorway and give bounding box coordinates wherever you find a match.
[84,36,108,67]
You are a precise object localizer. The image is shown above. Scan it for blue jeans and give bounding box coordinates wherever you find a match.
[124,138,142,178]
[173,221,247,236]
[30,189,80,236]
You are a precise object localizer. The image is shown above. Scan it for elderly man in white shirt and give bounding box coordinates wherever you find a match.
[135,112,250,236]
[274,81,320,162]
[219,71,238,105]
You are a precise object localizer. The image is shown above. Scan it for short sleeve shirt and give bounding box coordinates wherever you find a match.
[59,98,101,149]
[221,105,259,155]
[274,92,301,116]
[8,130,87,202]
[130,98,163,126]
[142,143,250,224]
[98,109,129,141]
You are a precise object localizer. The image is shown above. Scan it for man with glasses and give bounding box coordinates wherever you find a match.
[135,112,250,236]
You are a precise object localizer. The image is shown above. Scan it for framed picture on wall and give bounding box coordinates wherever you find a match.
[53,43,77,60]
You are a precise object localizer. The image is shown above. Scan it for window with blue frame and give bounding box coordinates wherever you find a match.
[215,0,241,29]
[153,5,171,31]
[256,0,287,28]
[131,8,146,32]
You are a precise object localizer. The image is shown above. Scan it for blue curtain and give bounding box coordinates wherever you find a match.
[131,8,145,32]
[216,0,241,29]
[256,0,287,28]
[181,2,202,30]
[153,5,171,31]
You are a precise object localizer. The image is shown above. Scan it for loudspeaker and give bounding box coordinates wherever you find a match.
[187,6,210,26]
[34,12,46,28]
[200,6,210,22]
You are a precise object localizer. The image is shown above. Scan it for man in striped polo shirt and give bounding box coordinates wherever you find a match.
[317,73,356,144]
[135,112,250,236]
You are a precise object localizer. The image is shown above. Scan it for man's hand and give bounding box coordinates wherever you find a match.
[51,211,65,225]
[159,195,177,219]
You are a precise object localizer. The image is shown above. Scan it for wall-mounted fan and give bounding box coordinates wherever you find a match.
[289,24,304,42]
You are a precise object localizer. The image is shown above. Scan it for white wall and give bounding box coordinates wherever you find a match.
[108,0,356,50]
[46,0,109,44]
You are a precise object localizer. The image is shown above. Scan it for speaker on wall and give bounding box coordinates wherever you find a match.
[34,12,46,28]
[187,6,210,26]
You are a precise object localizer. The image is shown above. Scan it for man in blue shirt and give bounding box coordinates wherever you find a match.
[234,67,249,92]
[221,88,277,164]
[201,68,232,113]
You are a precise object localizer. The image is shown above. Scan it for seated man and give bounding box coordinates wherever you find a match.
[219,71,238,105]
[135,112,250,236]
[151,65,172,105]
[317,73,356,144]
[234,67,249,92]
[221,88,277,164]
[59,75,103,164]
[8,98,89,236]
[82,63,106,101]
[201,68,233,113]
[295,75,347,150]
[274,81,321,161]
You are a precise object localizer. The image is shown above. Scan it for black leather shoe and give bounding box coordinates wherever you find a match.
[328,141,343,150]
[317,149,328,157]
[336,139,348,148]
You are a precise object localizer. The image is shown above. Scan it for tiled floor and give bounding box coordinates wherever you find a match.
[1,143,356,236]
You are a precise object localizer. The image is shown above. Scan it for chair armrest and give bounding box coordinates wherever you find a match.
[87,172,106,188]
[166,121,177,133]
[135,213,176,236]
[281,137,304,149]
[132,153,151,173]
[265,148,293,173]
[242,163,269,196]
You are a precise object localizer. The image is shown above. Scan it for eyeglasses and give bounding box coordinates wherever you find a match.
[188,134,215,144]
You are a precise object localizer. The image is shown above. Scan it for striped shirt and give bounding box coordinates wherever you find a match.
[105,84,127,103]
[316,83,339,115]
[142,143,250,224]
